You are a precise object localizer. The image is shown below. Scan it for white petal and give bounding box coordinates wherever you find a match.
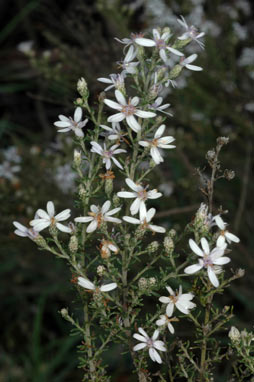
[207,267,219,287]
[125,178,141,192]
[154,124,165,138]
[166,286,174,295]
[131,96,139,107]
[217,235,226,247]
[133,333,147,342]
[47,201,55,217]
[123,216,140,224]
[166,303,174,317]
[74,128,84,138]
[138,327,149,338]
[74,107,82,122]
[167,46,184,56]
[115,90,126,106]
[152,329,159,341]
[74,216,93,223]
[149,348,162,364]
[126,115,141,132]
[104,217,122,224]
[151,147,162,164]
[139,140,150,148]
[149,224,166,233]
[214,215,225,230]
[36,209,50,220]
[105,207,121,216]
[146,208,155,222]
[100,283,117,292]
[86,219,98,233]
[130,198,141,215]
[154,340,166,351]
[201,238,210,255]
[108,113,125,123]
[135,37,156,47]
[13,221,27,232]
[135,110,156,118]
[54,121,71,128]
[104,99,122,111]
[213,256,231,265]
[55,209,71,221]
[184,263,203,274]
[112,157,123,170]
[186,64,203,71]
[31,221,50,232]
[189,239,204,257]
[117,191,136,198]
[225,232,240,243]
[167,322,174,334]
[133,343,147,351]
[56,222,72,233]
[101,200,111,214]
[184,54,197,64]
[78,277,95,290]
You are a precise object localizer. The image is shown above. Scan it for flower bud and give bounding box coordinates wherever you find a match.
[74,149,82,167]
[135,225,146,240]
[173,38,192,49]
[224,169,235,180]
[147,241,159,254]
[105,178,113,197]
[148,277,156,287]
[168,229,176,238]
[206,149,216,161]
[138,277,148,290]
[34,234,48,248]
[69,235,78,253]
[164,236,174,254]
[113,194,121,207]
[79,185,87,200]
[77,77,89,99]
[229,326,240,343]
[97,265,106,277]
[60,308,69,317]
[168,64,183,79]
[217,136,229,146]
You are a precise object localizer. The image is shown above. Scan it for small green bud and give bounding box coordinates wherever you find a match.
[69,235,78,253]
[74,149,82,167]
[97,265,106,277]
[173,37,191,49]
[147,241,159,254]
[113,194,121,207]
[168,229,176,238]
[168,64,183,79]
[49,224,58,236]
[135,225,146,239]
[34,234,48,248]
[105,178,113,197]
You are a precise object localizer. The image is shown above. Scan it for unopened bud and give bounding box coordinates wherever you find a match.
[168,229,176,238]
[135,225,146,239]
[69,235,78,253]
[105,178,113,197]
[74,149,82,167]
[168,64,183,79]
[77,77,89,99]
[60,308,69,317]
[138,277,148,289]
[164,236,174,253]
[34,234,48,248]
[206,149,216,161]
[229,326,240,343]
[217,136,229,146]
[97,265,106,277]
[236,268,245,278]
[113,194,121,207]
[148,277,156,287]
[147,241,159,254]
[79,185,87,200]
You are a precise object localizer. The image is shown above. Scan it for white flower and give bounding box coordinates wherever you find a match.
[75,200,121,233]
[133,328,166,364]
[184,238,230,288]
[214,215,240,247]
[180,54,203,71]
[97,73,125,92]
[177,15,205,49]
[104,90,156,133]
[115,32,146,49]
[123,205,165,233]
[135,28,183,62]
[100,239,118,258]
[117,45,139,75]
[156,314,176,334]
[30,201,71,233]
[117,178,162,215]
[78,277,117,292]
[148,97,173,117]
[139,124,175,164]
[159,285,196,316]
[3,146,21,163]
[90,141,126,170]
[0,161,20,180]
[100,122,128,142]
[54,107,88,138]
[13,221,39,240]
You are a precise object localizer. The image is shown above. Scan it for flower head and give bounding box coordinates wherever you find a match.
[97,73,125,92]
[133,328,166,364]
[148,97,173,117]
[75,200,121,233]
[123,205,165,233]
[214,215,240,247]
[177,15,205,49]
[156,314,178,334]
[100,239,118,258]
[13,221,39,240]
[90,141,126,170]
[117,178,162,215]
[30,201,71,233]
[159,285,196,317]
[184,238,230,287]
[104,90,156,133]
[139,124,175,164]
[54,107,88,138]
[117,45,139,75]
[100,122,128,143]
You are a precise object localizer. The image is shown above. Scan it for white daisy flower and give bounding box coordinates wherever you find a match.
[184,238,230,288]
[100,239,119,258]
[117,178,162,215]
[13,221,39,240]
[177,15,205,49]
[214,215,240,247]
[123,205,165,233]
[97,73,125,92]
[100,122,128,142]
[78,277,117,292]
[180,54,203,71]
[139,124,175,164]
[135,28,183,62]
[133,328,166,364]
[117,45,139,75]
[30,201,71,233]
[148,97,173,117]
[90,141,126,170]
[156,314,177,334]
[54,107,88,138]
[75,200,121,233]
[104,90,156,133]
[159,285,196,317]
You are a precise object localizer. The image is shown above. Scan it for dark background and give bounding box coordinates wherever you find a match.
[1,0,253,380]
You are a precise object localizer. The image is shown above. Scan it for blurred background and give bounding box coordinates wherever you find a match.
[1,0,253,381]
